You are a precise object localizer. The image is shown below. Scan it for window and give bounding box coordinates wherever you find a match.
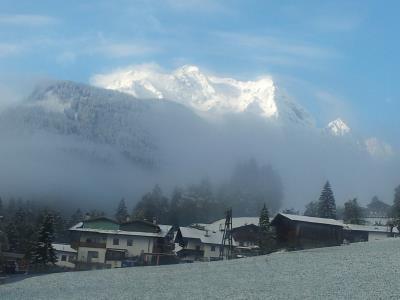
[195,245,201,251]
[68,255,74,262]
[211,246,216,252]
[61,255,67,261]
[88,251,99,258]
[113,238,119,245]
[127,239,133,246]
[239,241,244,247]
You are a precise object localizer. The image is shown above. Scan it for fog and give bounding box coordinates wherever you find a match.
[0,81,398,214]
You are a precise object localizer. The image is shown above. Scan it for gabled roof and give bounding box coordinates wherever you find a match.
[52,243,77,253]
[178,226,228,245]
[201,217,260,232]
[271,213,343,227]
[69,222,172,238]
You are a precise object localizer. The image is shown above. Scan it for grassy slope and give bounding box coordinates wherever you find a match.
[2,239,400,299]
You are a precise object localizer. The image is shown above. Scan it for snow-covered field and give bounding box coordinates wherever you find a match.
[2,239,400,299]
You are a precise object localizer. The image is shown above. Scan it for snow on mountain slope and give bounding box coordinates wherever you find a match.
[326,118,351,136]
[91,64,314,126]
[0,80,207,167]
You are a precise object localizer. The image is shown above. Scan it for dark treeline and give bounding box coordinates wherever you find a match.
[303,181,399,228]
[130,158,283,225]
[0,159,283,256]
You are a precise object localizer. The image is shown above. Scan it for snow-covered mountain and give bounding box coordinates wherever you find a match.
[91,64,314,126]
[326,118,351,136]
[0,78,397,208]
[0,80,209,167]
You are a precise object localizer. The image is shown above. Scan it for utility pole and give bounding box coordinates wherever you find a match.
[219,208,233,260]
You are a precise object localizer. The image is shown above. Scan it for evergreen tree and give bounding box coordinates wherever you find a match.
[343,198,363,224]
[367,196,390,217]
[317,181,337,219]
[259,204,273,254]
[304,201,319,217]
[5,222,18,251]
[31,213,57,268]
[259,204,270,231]
[0,197,3,216]
[115,198,129,223]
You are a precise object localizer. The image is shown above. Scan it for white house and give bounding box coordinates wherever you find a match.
[69,217,174,269]
[52,243,77,269]
[174,226,224,262]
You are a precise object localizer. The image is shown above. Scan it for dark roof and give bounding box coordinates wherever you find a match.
[84,216,119,224]
[271,213,343,227]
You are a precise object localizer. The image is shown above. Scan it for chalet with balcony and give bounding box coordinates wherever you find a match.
[69,217,174,269]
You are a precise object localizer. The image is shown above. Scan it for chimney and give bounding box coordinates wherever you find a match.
[153,217,157,225]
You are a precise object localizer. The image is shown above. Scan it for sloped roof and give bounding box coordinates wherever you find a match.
[178,226,228,245]
[69,222,172,238]
[272,213,343,227]
[52,243,77,253]
[205,217,260,232]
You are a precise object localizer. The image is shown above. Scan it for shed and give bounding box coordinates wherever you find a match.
[271,213,343,249]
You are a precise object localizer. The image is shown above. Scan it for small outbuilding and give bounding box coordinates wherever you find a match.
[343,224,399,243]
[271,213,343,249]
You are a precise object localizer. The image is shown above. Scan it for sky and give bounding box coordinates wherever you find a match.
[0,0,399,148]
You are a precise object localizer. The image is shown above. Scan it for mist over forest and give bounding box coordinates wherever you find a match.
[0,79,398,217]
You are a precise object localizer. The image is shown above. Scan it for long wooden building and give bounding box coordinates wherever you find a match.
[271,213,343,250]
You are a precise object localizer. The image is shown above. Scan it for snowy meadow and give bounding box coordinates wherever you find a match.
[2,239,400,299]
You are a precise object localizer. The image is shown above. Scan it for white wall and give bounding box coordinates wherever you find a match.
[106,235,155,257]
[185,239,220,260]
[55,252,76,268]
[203,244,220,259]
[77,247,106,264]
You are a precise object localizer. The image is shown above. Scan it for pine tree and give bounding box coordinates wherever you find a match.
[343,198,363,224]
[259,204,272,254]
[115,198,129,223]
[0,197,3,216]
[31,213,57,268]
[317,181,337,219]
[259,204,270,231]
[304,201,319,217]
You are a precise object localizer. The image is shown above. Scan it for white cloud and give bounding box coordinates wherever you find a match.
[93,42,157,58]
[0,14,58,26]
[312,15,363,32]
[216,32,336,60]
[365,137,394,158]
[0,43,22,57]
[165,0,232,14]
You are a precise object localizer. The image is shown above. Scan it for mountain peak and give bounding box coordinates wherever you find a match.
[327,118,351,136]
[91,65,314,126]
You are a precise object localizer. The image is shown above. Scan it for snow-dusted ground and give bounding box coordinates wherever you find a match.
[2,239,400,299]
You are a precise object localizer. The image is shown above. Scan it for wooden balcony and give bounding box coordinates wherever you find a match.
[71,241,107,249]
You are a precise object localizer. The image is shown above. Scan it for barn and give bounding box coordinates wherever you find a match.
[271,213,343,249]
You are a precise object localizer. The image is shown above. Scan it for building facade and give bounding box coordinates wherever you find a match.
[70,217,174,269]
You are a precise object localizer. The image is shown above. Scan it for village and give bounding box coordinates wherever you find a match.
[1,183,399,276]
